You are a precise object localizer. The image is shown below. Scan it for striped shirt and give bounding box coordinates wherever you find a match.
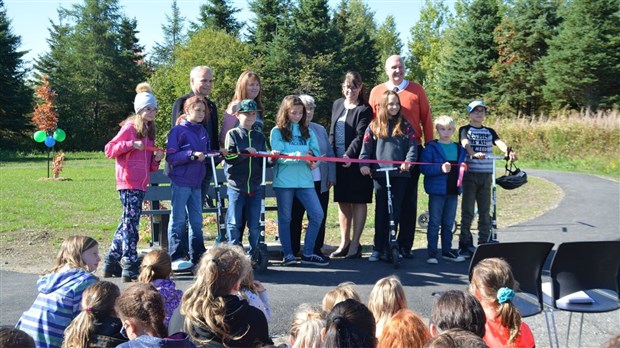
[459,125,500,173]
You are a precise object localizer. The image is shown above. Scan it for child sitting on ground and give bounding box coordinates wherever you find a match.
[322,281,362,312]
[289,304,326,348]
[368,275,408,338]
[378,309,431,348]
[0,328,35,348]
[238,267,271,321]
[138,249,183,327]
[322,299,376,348]
[430,290,486,337]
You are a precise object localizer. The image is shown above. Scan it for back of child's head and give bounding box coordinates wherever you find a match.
[368,276,408,336]
[63,281,121,348]
[430,290,486,337]
[322,299,376,348]
[181,244,250,345]
[470,258,521,343]
[425,328,489,348]
[434,115,455,130]
[378,309,431,348]
[138,249,172,283]
[49,235,99,274]
[116,283,167,339]
[322,281,361,312]
[289,304,325,348]
[0,327,35,348]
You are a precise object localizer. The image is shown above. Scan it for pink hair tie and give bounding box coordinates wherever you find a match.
[85,307,92,312]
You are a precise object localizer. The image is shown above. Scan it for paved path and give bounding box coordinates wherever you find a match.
[1,170,619,347]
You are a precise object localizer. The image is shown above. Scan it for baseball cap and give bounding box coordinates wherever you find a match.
[237,99,260,113]
[467,100,487,113]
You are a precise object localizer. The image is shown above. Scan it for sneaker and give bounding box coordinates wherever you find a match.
[172,259,193,271]
[458,248,474,259]
[369,251,380,262]
[301,254,330,266]
[442,251,466,262]
[427,257,439,264]
[282,255,298,266]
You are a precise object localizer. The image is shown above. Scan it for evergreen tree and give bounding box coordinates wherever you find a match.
[543,0,620,110]
[432,0,502,113]
[375,15,403,84]
[0,0,32,140]
[490,0,558,115]
[247,0,290,52]
[194,0,242,37]
[292,0,336,56]
[151,0,186,67]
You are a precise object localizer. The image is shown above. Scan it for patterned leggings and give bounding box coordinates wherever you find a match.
[107,189,144,271]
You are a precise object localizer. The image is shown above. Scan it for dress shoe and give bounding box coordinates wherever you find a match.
[330,243,350,258]
[345,245,363,259]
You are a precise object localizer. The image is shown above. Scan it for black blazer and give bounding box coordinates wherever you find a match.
[329,98,372,158]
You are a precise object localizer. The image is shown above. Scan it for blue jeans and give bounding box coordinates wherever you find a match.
[167,183,206,264]
[226,187,262,254]
[427,194,458,257]
[275,187,324,257]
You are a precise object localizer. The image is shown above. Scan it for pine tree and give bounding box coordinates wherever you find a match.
[543,0,620,110]
[375,15,403,84]
[247,0,290,52]
[292,0,336,56]
[0,0,32,139]
[151,0,186,67]
[194,0,242,37]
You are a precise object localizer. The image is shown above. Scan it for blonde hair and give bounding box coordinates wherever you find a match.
[275,95,310,142]
[289,304,325,348]
[181,244,251,345]
[378,309,431,348]
[116,283,167,339]
[369,90,405,139]
[231,70,263,110]
[470,258,522,344]
[368,276,408,338]
[138,249,172,283]
[47,236,99,275]
[434,115,456,129]
[63,281,120,348]
[322,281,361,312]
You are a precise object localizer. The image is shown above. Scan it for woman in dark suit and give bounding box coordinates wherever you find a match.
[329,71,373,259]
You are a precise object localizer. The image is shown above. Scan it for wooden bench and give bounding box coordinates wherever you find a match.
[142,168,277,249]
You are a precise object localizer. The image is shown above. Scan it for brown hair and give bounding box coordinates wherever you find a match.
[425,328,488,348]
[369,90,405,139]
[431,290,486,337]
[378,309,431,348]
[63,281,121,348]
[321,281,361,312]
[115,283,167,339]
[342,71,367,105]
[178,96,208,125]
[231,70,263,111]
[0,328,35,348]
[275,95,310,142]
[138,249,172,283]
[323,299,376,348]
[368,276,408,338]
[470,258,521,344]
[47,235,99,275]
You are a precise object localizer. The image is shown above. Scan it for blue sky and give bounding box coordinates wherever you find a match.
[5,0,432,67]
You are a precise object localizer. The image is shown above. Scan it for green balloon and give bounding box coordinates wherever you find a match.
[34,130,46,143]
[53,128,66,142]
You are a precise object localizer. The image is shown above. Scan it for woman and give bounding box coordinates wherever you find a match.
[329,71,373,259]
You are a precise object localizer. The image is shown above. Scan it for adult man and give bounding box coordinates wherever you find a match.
[368,55,434,259]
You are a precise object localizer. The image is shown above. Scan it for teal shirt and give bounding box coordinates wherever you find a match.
[440,142,458,162]
[270,123,320,188]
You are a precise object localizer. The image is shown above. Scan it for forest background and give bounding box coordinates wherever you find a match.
[1,0,619,176]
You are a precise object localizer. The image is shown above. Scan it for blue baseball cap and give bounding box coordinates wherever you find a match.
[467,100,487,113]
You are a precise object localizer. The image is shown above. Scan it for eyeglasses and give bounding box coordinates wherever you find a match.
[343,85,360,91]
[471,108,486,114]
[120,325,128,339]
[143,106,158,112]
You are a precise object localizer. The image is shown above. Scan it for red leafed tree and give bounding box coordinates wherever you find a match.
[32,75,58,131]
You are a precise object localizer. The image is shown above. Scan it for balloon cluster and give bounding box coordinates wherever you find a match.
[33,129,66,148]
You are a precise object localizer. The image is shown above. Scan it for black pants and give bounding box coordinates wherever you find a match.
[291,181,329,256]
[373,177,408,253]
[397,145,422,252]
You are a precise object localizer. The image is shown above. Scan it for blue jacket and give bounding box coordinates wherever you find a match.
[270,123,320,189]
[420,140,467,195]
[166,119,210,188]
[117,332,196,348]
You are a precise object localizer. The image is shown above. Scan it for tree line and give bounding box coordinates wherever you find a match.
[1,0,618,151]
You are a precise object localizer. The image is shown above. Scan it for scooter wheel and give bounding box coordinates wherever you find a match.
[253,244,269,273]
[417,211,430,229]
[391,248,400,269]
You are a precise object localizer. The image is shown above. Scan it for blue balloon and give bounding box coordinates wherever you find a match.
[44,136,56,148]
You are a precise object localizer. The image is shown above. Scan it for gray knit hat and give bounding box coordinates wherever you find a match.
[134,82,158,113]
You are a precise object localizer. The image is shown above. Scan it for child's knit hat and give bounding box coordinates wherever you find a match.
[467,100,487,113]
[134,82,158,114]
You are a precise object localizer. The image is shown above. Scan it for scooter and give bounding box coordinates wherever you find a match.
[376,167,400,269]
[207,153,227,244]
[486,154,507,243]
[252,152,271,272]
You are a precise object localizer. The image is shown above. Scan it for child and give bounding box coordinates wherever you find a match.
[426,329,489,348]
[181,244,273,347]
[470,258,535,347]
[322,299,376,348]
[420,115,467,264]
[138,249,183,327]
[116,283,195,347]
[16,236,100,348]
[103,82,164,281]
[458,101,517,257]
[359,90,416,262]
[270,95,328,267]
[378,309,431,348]
[238,267,272,321]
[165,96,210,271]
[63,281,127,348]
[289,304,325,348]
[430,290,486,338]
[322,281,362,312]
[223,99,276,253]
[220,70,264,146]
[0,328,35,348]
[368,275,408,338]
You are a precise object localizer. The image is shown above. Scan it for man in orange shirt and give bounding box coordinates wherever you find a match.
[368,55,434,259]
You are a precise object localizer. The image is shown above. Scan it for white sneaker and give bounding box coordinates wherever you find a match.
[368,251,380,262]
[172,259,193,271]
[427,257,439,264]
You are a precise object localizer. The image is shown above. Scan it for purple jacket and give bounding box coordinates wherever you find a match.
[152,278,183,327]
[166,120,210,188]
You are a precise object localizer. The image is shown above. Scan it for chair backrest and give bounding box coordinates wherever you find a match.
[549,240,620,302]
[469,242,554,302]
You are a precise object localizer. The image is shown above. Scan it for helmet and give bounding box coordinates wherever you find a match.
[496,164,527,190]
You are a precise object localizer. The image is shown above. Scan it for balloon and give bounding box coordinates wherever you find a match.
[34,131,46,143]
[44,136,56,148]
[53,128,66,142]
